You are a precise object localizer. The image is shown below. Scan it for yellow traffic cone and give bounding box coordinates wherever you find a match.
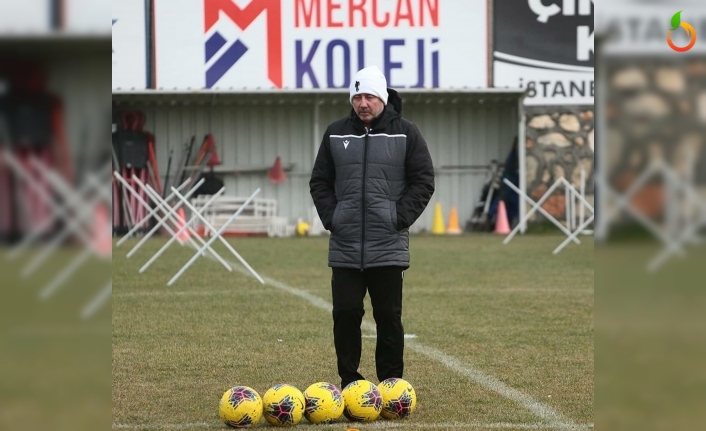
[447,207,462,234]
[431,202,446,235]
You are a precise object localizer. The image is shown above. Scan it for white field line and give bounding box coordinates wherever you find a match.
[363,334,418,339]
[112,421,594,430]
[115,290,238,298]
[217,260,580,429]
[406,342,568,425]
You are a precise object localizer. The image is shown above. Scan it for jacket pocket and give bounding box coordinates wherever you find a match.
[331,204,341,233]
[389,200,398,231]
[331,201,345,233]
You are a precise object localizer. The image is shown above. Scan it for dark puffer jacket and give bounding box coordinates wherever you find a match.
[310,89,435,269]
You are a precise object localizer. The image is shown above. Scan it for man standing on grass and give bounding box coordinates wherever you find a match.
[309,65,435,389]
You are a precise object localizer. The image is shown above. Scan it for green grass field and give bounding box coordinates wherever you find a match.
[112,234,593,431]
[0,246,111,431]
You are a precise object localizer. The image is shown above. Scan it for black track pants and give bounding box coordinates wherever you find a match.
[331,266,405,389]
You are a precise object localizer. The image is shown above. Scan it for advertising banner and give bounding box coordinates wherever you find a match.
[154,0,488,90]
[493,0,594,105]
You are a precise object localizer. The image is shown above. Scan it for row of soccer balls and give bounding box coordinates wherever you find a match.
[219,378,417,428]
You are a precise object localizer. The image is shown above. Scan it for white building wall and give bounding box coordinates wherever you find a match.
[113,92,519,232]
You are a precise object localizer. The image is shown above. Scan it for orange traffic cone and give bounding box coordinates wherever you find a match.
[268,156,287,184]
[447,207,462,234]
[176,208,191,242]
[207,149,221,167]
[494,200,511,235]
[93,204,111,258]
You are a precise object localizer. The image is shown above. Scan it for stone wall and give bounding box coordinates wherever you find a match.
[603,60,706,220]
[520,61,705,225]
[607,61,705,182]
[524,107,595,219]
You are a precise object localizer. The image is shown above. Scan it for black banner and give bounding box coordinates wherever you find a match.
[494,0,594,68]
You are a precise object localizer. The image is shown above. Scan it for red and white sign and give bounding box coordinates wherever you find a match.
[154,0,488,90]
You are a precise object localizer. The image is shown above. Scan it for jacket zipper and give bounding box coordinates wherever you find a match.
[361,128,369,271]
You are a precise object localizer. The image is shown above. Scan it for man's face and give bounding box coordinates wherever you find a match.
[352,93,385,124]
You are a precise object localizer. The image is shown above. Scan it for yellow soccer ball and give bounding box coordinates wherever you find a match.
[303,382,344,424]
[262,384,306,427]
[342,380,382,422]
[296,221,310,236]
[219,386,262,428]
[377,378,417,419]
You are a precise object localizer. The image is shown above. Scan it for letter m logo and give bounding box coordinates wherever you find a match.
[204,0,282,88]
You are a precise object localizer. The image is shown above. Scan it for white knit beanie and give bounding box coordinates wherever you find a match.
[349,66,388,105]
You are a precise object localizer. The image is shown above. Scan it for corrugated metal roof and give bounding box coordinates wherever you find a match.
[113,87,527,95]
[113,89,527,109]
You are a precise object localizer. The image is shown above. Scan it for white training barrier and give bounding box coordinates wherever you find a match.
[167,188,263,286]
[503,174,594,255]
